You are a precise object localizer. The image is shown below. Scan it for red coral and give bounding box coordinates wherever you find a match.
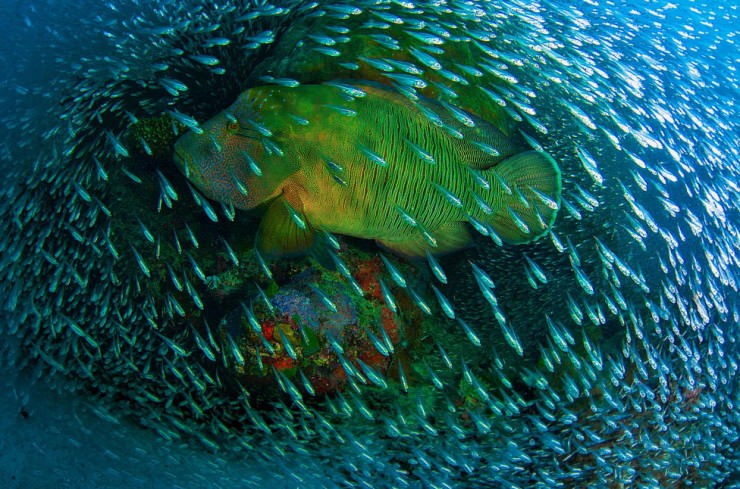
[359,348,389,372]
[270,356,295,371]
[352,256,384,300]
[380,306,400,344]
[330,365,348,385]
[261,321,274,342]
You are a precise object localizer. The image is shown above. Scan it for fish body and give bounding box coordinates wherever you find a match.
[174,83,561,257]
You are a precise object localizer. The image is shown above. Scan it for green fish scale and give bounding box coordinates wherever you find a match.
[303,85,484,243]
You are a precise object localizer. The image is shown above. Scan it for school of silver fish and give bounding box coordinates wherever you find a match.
[0,0,737,488]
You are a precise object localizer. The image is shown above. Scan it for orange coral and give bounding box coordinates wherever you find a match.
[270,356,295,371]
[352,256,384,300]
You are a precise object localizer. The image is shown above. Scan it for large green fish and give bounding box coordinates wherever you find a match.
[173,83,561,257]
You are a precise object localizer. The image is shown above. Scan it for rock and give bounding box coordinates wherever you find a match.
[217,250,416,398]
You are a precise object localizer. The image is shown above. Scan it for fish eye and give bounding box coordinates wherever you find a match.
[227,121,240,132]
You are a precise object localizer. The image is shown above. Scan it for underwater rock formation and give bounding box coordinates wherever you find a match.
[217,251,421,399]
[0,1,738,487]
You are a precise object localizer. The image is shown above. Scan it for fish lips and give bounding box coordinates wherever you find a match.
[172,145,196,179]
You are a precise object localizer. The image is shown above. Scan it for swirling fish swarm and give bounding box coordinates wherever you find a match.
[0,0,738,487]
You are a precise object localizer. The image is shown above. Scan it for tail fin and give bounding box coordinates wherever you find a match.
[482,150,562,243]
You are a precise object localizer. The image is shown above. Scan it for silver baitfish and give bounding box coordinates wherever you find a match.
[0,0,737,488]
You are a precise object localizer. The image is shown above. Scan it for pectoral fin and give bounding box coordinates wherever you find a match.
[255,196,316,258]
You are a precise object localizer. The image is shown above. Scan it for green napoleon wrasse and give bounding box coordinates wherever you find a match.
[173,82,562,258]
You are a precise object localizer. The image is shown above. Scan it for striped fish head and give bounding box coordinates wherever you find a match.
[173,88,296,210]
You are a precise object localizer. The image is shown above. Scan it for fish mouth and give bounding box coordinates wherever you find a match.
[172,147,186,165]
[172,147,193,177]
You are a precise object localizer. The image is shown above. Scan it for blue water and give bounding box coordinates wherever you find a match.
[0,1,738,488]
